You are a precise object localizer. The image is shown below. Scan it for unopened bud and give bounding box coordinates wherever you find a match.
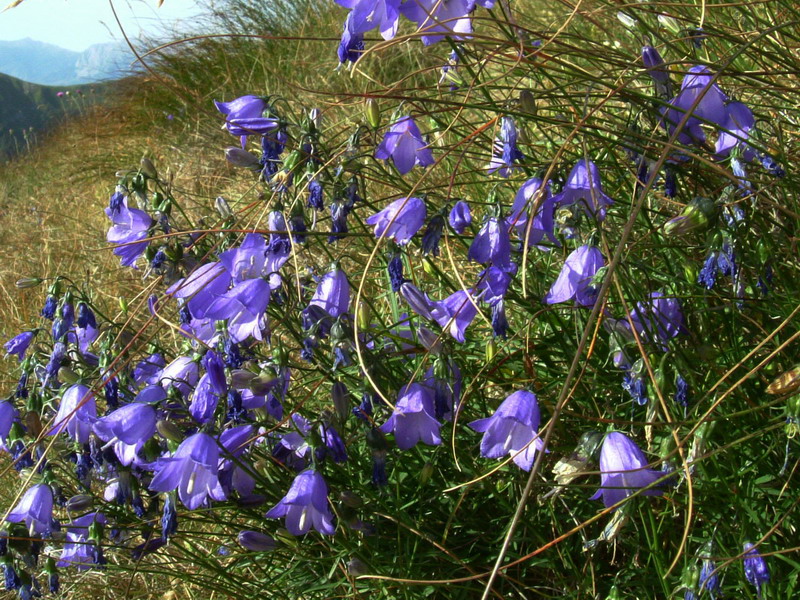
[486,339,497,362]
[215,196,233,219]
[664,197,716,236]
[58,367,80,384]
[332,381,350,422]
[230,369,257,389]
[365,98,380,129]
[766,364,800,395]
[224,147,261,169]
[347,558,369,576]
[66,494,93,512]
[419,461,435,485]
[237,530,277,552]
[338,490,364,509]
[140,157,158,179]
[417,327,442,354]
[519,89,536,114]
[15,277,42,289]
[156,419,183,442]
[22,411,42,437]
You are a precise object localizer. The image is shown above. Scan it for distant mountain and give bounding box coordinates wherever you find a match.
[0,72,110,160]
[0,38,137,86]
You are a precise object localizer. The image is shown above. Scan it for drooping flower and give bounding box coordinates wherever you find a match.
[379,383,441,450]
[105,196,153,268]
[365,196,427,245]
[698,243,737,290]
[431,289,479,343]
[214,95,277,145]
[58,512,107,570]
[625,292,686,348]
[449,200,472,234]
[5,483,54,536]
[641,45,672,98]
[93,402,157,466]
[487,117,524,178]
[399,0,473,45]
[660,66,729,145]
[309,265,351,318]
[699,543,720,599]
[4,330,36,362]
[715,101,756,159]
[375,115,434,175]
[149,432,226,510]
[204,277,272,343]
[468,217,513,272]
[551,160,614,221]
[544,245,604,307]
[590,432,663,508]
[265,469,335,535]
[159,356,200,397]
[507,177,559,249]
[743,543,770,597]
[50,384,97,443]
[238,530,277,552]
[167,262,232,320]
[338,13,365,64]
[336,0,401,39]
[468,390,545,471]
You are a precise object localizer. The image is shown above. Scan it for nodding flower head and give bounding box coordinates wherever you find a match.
[487,117,524,178]
[365,196,427,245]
[551,160,614,221]
[590,432,663,508]
[544,245,604,307]
[379,383,441,450]
[265,469,335,535]
[375,115,434,175]
[6,483,54,536]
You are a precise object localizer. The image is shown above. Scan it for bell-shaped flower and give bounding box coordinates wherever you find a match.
[449,200,472,234]
[238,530,277,552]
[468,217,513,272]
[0,401,18,447]
[431,289,478,343]
[204,277,271,343]
[50,384,97,443]
[4,330,36,362]
[715,101,755,159]
[544,245,604,307]
[507,177,559,249]
[378,383,441,450]
[6,483,54,536]
[58,512,107,570]
[337,13,365,64]
[167,262,232,320]
[469,390,545,471]
[660,66,729,145]
[628,292,685,348]
[552,160,614,221]
[365,196,427,245]
[487,117,524,178]
[93,402,157,466]
[336,0,401,39]
[399,0,472,45]
[150,432,226,510]
[265,469,335,535]
[309,265,351,318]
[743,542,770,597]
[590,432,663,508]
[133,353,165,386]
[219,233,288,283]
[214,95,277,145]
[159,356,199,397]
[105,197,153,268]
[641,45,670,84]
[375,115,434,174]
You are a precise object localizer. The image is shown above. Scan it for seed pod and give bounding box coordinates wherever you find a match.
[766,364,800,395]
[365,98,380,129]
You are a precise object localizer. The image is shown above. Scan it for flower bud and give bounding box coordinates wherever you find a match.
[58,366,80,384]
[347,558,369,576]
[332,381,350,422]
[15,277,42,289]
[224,147,261,169]
[237,530,277,552]
[486,339,497,362]
[156,419,183,442]
[417,327,442,354]
[364,98,380,129]
[519,89,536,114]
[419,461,435,485]
[66,494,93,513]
[641,45,669,83]
[215,196,233,219]
[338,490,364,509]
[230,369,257,389]
[657,14,682,34]
[140,157,158,179]
[766,364,800,395]
[664,197,717,236]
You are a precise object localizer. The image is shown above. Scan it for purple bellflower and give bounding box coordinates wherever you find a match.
[4,330,36,362]
[214,95,277,146]
[379,383,441,450]
[336,0,401,39]
[5,483,54,536]
[309,266,351,318]
[399,0,473,45]
[204,277,271,343]
[159,356,199,397]
[105,196,153,268]
[167,262,232,320]
[715,101,756,159]
[265,469,335,535]
[431,289,479,343]
[544,245,604,307]
[365,196,427,245]
[375,115,435,175]
[590,432,663,508]
[238,530,277,552]
[449,200,472,234]
[661,66,729,145]
[338,13,365,64]
[58,512,107,570]
[743,542,770,597]
[487,117,524,178]
[468,390,545,471]
[468,217,514,272]
[150,432,226,510]
[50,384,97,444]
[507,177,559,249]
[627,292,685,348]
[93,402,157,466]
[551,160,614,221]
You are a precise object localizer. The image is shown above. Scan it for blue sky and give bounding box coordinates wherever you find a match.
[0,0,205,51]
